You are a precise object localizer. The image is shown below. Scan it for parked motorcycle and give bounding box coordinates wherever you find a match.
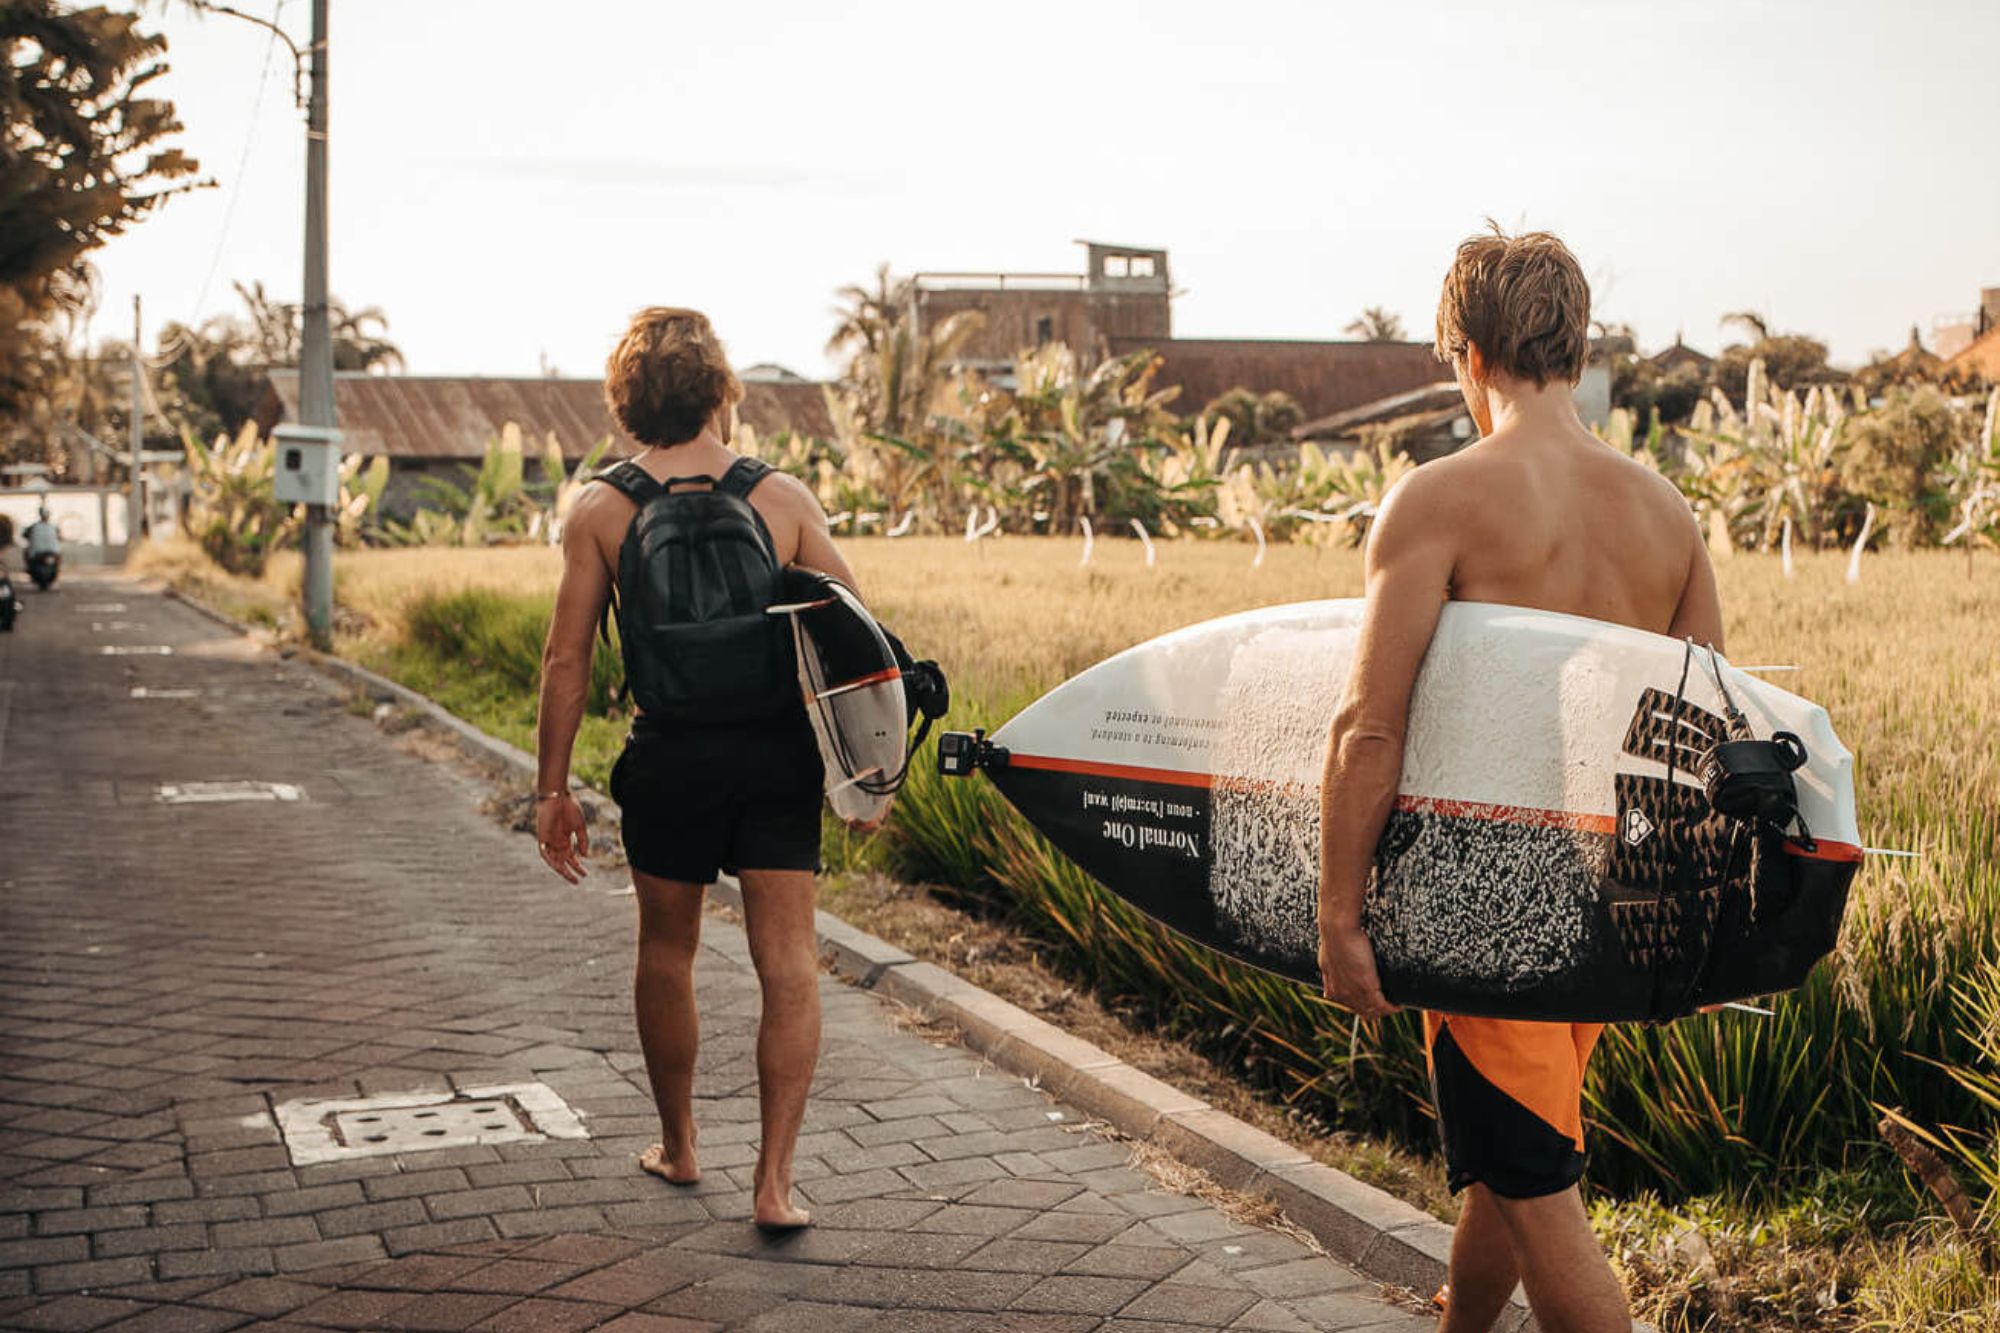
[26,550,58,591]
[0,568,17,631]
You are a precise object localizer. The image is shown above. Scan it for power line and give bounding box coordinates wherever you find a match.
[188,0,291,323]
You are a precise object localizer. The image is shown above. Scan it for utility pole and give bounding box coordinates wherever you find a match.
[298,0,335,648]
[128,295,144,554]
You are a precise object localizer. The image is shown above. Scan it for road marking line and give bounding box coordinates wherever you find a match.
[155,781,303,804]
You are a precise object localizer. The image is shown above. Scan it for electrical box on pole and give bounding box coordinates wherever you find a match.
[273,423,343,507]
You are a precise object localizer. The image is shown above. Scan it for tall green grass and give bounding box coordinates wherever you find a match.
[368,587,630,790]
[884,700,2000,1203]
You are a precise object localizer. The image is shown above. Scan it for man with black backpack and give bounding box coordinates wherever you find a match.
[534,307,868,1231]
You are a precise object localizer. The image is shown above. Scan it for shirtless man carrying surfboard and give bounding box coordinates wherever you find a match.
[1317,227,1723,1332]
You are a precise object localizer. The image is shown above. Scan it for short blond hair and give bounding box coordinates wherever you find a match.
[1434,227,1591,387]
[605,308,742,447]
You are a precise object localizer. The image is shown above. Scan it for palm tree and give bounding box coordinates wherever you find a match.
[1721,310,1770,343]
[1344,306,1406,342]
[230,279,403,373]
[826,263,911,367]
[234,280,299,367]
[330,302,404,374]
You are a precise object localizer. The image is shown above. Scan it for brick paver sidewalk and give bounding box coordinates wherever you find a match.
[0,573,1424,1332]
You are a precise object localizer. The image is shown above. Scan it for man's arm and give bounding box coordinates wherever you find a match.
[1317,475,1457,1016]
[534,489,616,883]
[779,474,864,594]
[1667,516,1725,652]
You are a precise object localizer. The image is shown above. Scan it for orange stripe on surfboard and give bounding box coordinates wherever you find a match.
[831,666,902,691]
[998,752,1863,864]
[1003,753,1214,789]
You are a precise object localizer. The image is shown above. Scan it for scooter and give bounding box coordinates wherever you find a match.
[26,550,58,591]
[0,568,17,631]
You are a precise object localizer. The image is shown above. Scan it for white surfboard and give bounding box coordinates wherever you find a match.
[961,600,1860,1022]
[773,571,907,826]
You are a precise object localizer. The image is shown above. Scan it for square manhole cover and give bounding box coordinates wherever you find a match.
[274,1084,586,1165]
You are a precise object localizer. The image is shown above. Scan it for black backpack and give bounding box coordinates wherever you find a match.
[595,456,795,725]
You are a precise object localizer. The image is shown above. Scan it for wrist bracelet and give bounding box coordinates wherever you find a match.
[534,789,567,801]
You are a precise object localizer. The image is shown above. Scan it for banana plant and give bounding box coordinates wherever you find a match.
[1680,360,1852,550]
[539,430,612,544]
[1007,344,1180,532]
[183,423,390,569]
[1135,411,1232,533]
[336,453,391,547]
[182,422,289,575]
[1940,387,2000,564]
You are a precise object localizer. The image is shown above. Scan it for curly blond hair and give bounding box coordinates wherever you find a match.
[1434,227,1591,388]
[605,307,742,447]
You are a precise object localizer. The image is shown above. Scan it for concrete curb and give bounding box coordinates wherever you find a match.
[154,575,1654,1332]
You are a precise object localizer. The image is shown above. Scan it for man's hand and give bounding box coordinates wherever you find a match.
[1319,923,1398,1017]
[536,794,590,883]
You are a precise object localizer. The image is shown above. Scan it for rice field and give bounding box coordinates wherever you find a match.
[136,535,2000,1327]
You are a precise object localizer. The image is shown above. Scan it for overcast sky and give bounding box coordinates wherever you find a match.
[86,0,2000,380]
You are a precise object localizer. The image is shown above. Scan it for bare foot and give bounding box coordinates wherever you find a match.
[753,1195,812,1232]
[638,1142,700,1185]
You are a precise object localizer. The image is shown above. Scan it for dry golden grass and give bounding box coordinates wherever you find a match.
[140,533,2000,847]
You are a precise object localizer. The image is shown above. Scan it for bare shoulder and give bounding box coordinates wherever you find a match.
[1363,455,1470,568]
[565,475,630,535]
[1378,449,1476,526]
[1611,447,1700,529]
[560,476,633,568]
[756,467,828,524]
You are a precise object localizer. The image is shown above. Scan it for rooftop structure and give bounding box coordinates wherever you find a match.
[905,240,1444,422]
[909,241,1172,373]
[1650,334,1713,375]
[257,371,832,462]
[1111,336,1447,424]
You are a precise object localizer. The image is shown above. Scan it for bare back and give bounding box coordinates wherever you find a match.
[1425,421,1717,643]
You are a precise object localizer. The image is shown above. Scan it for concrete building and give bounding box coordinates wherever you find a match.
[908,241,1173,376]
[1931,287,2000,362]
[909,240,1443,424]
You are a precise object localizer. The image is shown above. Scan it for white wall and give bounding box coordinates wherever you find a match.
[0,484,179,564]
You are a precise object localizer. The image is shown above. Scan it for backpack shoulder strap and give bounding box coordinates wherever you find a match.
[715,456,774,500]
[592,459,664,507]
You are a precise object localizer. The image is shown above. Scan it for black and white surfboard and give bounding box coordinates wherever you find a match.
[774,571,907,827]
[959,600,1860,1022]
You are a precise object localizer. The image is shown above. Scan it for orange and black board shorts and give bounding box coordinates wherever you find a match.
[1424,1012,1602,1199]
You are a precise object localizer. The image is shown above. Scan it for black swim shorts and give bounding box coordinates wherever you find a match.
[608,711,824,884]
[1424,1012,1601,1199]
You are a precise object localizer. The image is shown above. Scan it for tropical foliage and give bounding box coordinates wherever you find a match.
[181,422,386,575]
[0,1,199,460]
[382,423,608,547]
[1344,306,1407,341]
